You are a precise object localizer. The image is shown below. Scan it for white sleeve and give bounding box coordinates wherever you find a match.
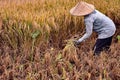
[78,19,94,43]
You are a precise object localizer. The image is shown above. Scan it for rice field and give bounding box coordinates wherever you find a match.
[0,0,120,80]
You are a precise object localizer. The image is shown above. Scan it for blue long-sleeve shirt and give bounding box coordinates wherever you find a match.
[78,10,116,42]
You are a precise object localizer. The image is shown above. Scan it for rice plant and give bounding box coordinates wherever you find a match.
[0,0,120,80]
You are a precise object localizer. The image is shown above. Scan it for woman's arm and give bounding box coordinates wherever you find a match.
[78,20,93,43]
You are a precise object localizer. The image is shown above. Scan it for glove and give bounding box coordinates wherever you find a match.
[73,40,80,46]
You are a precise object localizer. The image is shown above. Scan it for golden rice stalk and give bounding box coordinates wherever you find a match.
[72,71,80,80]
[45,24,51,34]
[57,61,67,79]
[34,48,40,62]
[32,21,40,29]
[57,62,63,75]
[44,52,51,66]
[99,74,103,80]
[39,71,45,80]
[62,39,79,63]
[47,17,59,31]
[62,67,67,79]
[0,17,3,30]
[88,73,91,80]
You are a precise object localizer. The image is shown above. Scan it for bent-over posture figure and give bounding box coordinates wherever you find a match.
[70,1,116,55]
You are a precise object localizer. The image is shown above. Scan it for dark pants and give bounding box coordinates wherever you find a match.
[93,36,113,55]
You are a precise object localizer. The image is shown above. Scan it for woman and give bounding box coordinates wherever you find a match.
[70,1,116,55]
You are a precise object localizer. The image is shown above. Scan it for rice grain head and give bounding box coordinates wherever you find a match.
[63,39,79,63]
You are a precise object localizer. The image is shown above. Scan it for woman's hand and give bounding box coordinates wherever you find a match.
[73,40,80,46]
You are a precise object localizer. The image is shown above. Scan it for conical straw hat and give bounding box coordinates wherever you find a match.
[70,1,95,16]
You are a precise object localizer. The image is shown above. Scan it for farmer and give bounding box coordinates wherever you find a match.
[70,1,116,55]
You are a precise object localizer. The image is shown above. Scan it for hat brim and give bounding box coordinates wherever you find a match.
[70,3,95,16]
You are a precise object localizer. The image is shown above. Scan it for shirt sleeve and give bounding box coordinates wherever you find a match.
[78,16,94,43]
